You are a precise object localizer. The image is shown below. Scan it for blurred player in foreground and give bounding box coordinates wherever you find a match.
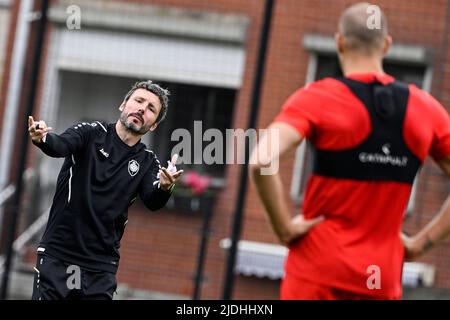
[250,3,450,299]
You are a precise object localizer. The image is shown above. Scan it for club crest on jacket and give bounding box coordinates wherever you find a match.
[128,160,140,177]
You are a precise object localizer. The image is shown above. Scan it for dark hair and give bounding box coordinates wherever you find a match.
[124,80,170,125]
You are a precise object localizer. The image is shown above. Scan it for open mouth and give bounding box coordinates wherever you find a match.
[128,113,143,124]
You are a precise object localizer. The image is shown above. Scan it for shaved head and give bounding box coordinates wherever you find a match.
[338,2,388,54]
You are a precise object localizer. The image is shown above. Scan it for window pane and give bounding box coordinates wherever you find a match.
[151,82,236,178]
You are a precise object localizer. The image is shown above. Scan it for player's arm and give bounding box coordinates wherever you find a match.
[248,122,324,246]
[28,115,89,158]
[402,156,450,260]
[139,154,183,211]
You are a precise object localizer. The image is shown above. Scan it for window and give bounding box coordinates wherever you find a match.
[149,82,236,213]
[150,82,236,179]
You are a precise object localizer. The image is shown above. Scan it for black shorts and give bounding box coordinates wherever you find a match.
[31,253,117,300]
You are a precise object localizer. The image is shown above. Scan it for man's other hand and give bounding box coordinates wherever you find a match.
[160,154,183,191]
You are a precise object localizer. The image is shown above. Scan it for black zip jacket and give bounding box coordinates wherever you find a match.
[33,121,171,273]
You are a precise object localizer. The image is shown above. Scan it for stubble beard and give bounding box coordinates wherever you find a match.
[120,112,151,135]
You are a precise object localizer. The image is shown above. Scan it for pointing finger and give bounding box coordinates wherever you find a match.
[161,168,175,183]
[171,170,184,179]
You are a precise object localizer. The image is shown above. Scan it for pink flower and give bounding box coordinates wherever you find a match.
[183,171,211,195]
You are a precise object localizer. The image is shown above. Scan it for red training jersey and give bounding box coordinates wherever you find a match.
[274,72,450,299]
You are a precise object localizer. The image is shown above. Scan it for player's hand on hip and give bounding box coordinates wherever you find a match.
[401,232,427,261]
[28,116,52,143]
[282,214,325,246]
[159,154,183,191]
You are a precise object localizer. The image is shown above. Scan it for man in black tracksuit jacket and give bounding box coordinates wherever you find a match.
[28,80,183,300]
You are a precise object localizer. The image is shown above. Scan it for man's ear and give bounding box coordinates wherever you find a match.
[382,35,392,55]
[149,122,158,132]
[335,33,345,54]
[119,101,125,112]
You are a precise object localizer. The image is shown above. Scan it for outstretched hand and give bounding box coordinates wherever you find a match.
[28,116,52,143]
[159,154,183,191]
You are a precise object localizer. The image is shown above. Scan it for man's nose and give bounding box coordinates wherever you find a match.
[137,108,144,115]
